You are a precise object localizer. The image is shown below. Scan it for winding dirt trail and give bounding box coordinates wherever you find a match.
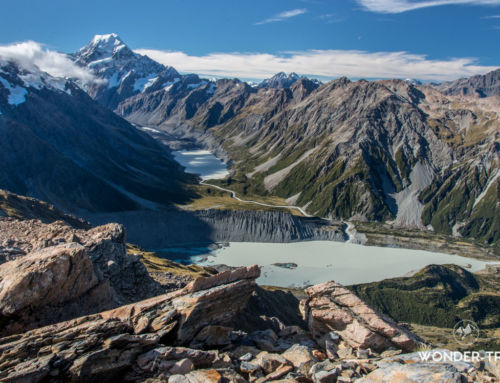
[200,179,312,217]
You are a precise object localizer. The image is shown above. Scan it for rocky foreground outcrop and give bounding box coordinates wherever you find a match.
[0,266,259,382]
[0,262,498,382]
[0,218,166,335]
[0,266,497,382]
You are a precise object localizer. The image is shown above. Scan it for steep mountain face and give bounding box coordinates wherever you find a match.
[186,79,498,246]
[196,79,498,240]
[437,68,500,97]
[73,34,206,111]
[71,36,499,247]
[0,60,196,213]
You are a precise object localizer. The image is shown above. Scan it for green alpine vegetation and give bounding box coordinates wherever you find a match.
[349,264,500,329]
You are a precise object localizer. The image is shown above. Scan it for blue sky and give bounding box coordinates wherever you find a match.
[1,0,500,81]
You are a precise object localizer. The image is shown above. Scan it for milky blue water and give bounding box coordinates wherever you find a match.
[173,150,229,180]
[193,241,498,288]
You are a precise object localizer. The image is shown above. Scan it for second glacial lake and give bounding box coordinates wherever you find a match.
[172,150,229,180]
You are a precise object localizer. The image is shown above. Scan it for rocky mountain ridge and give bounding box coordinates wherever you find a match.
[257,72,321,90]
[70,35,500,248]
[437,68,500,97]
[73,34,211,112]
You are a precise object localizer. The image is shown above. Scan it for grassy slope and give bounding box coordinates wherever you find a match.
[349,264,500,329]
[127,244,218,279]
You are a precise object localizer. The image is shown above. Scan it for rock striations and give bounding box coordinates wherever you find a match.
[301,281,422,353]
[89,209,345,249]
[0,265,260,382]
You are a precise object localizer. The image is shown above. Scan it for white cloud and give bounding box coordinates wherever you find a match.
[357,0,500,13]
[135,48,497,82]
[0,41,96,83]
[255,8,307,25]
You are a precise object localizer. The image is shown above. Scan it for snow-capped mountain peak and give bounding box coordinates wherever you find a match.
[91,33,120,44]
[75,33,133,67]
[0,61,74,107]
[72,34,181,108]
[257,72,306,89]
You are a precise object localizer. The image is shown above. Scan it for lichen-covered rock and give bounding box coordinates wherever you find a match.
[302,281,423,352]
[0,218,162,304]
[0,244,115,335]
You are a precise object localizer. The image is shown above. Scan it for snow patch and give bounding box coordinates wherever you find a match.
[88,56,114,68]
[140,127,161,134]
[163,78,180,92]
[107,71,121,88]
[0,77,28,105]
[207,82,216,94]
[133,73,158,92]
[18,72,69,94]
[187,81,207,90]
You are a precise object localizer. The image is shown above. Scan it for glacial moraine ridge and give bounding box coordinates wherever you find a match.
[87,209,345,249]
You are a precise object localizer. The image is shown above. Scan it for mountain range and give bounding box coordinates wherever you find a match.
[1,33,498,249]
[68,34,499,247]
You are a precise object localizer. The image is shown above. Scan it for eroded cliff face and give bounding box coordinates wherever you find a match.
[87,209,345,249]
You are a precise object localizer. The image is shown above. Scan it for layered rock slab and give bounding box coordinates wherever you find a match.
[0,244,114,335]
[0,218,164,334]
[0,265,260,382]
[302,281,423,352]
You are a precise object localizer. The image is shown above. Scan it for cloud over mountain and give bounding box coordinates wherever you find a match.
[136,48,496,81]
[0,41,96,83]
